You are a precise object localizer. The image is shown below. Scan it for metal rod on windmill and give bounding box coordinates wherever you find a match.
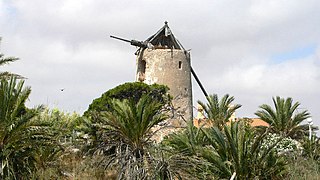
[190,67,208,97]
[110,35,148,48]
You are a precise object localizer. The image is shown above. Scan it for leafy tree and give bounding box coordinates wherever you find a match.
[84,82,170,116]
[82,82,171,159]
[0,77,50,179]
[255,96,310,139]
[198,94,241,130]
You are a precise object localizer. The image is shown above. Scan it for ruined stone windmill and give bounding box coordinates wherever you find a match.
[111,22,207,130]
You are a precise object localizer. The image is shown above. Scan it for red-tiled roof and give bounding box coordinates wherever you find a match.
[250,118,269,127]
[193,118,269,128]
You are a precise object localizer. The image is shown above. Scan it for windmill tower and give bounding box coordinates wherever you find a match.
[135,22,193,127]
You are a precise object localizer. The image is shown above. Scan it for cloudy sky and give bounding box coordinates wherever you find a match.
[1,0,319,128]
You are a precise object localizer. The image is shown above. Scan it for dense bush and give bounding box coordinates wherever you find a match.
[84,82,170,116]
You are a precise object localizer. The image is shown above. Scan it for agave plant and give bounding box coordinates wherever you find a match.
[198,94,241,130]
[255,96,310,139]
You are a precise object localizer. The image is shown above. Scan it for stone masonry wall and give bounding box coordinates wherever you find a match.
[136,48,193,141]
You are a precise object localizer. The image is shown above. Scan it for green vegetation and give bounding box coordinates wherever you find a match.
[90,95,170,178]
[0,56,318,179]
[84,82,170,117]
[0,53,21,79]
[0,77,51,179]
[164,121,287,179]
[205,123,287,179]
[198,94,241,129]
[255,96,310,139]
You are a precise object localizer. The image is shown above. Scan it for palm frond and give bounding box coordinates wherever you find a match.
[255,96,310,139]
[0,55,19,66]
[0,77,51,179]
[88,94,170,179]
[197,94,241,129]
[200,122,287,179]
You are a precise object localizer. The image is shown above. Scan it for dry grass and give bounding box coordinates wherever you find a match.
[285,157,320,180]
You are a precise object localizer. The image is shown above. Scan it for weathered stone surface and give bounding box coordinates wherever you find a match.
[136,48,193,140]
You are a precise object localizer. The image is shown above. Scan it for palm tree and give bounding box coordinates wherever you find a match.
[91,94,169,179]
[0,53,21,79]
[163,122,208,156]
[161,123,212,179]
[0,77,49,179]
[198,94,241,130]
[150,143,206,179]
[200,122,286,179]
[255,96,310,139]
[164,121,287,179]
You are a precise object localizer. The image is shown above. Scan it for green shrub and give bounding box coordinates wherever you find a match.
[84,82,170,117]
[301,136,320,161]
[261,133,303,156]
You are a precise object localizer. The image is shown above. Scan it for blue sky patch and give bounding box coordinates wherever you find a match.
[3,1,18,17]
[271,44,317,63]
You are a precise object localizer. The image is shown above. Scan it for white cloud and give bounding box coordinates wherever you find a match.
[1,0,320,129]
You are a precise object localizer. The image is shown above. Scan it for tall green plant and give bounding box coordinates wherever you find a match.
[201,122,287,179]
[198,94,241,130]
[161,123,211,179]
[301,136,320,161]
[0,77,48,179]
[33,108,84,178]
[91,94,169,179]
[163,122,207,156]
[255,96,310,139]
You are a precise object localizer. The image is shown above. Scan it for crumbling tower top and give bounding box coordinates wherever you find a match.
[135,22,193,130]
[142,21,184,50]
